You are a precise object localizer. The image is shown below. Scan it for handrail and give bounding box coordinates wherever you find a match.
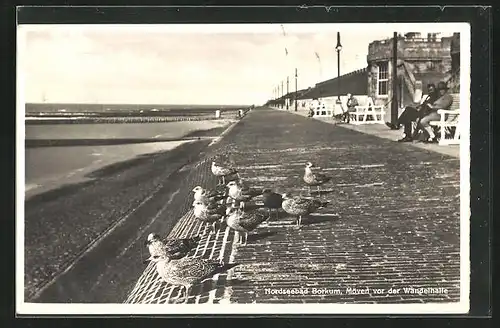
[398,61,417,98]
[402,61,417,87]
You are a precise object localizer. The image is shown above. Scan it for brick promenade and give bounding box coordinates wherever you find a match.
[125,107,461,304]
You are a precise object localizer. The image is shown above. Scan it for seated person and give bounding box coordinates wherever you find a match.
[342,93,359,123]
[419,81,453,143]
[308,99,319,117]
[386,83,439,142]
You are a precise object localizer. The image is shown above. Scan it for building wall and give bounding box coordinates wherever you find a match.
[405,59,452,75]
[367,61,393,106]
[367,36,452,62]
[273,34,459,119]
[297,69,368,101]
[367,34,453,123]
[315,69,368,98]
[449,33,460,93]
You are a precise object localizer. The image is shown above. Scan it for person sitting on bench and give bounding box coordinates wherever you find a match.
[342,93,359,123]
[419,81,453,143]
[386,83,439,142]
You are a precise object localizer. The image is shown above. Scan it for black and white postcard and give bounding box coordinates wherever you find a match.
[17,21,470,315]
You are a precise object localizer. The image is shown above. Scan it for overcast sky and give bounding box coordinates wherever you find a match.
[18,23,460,105]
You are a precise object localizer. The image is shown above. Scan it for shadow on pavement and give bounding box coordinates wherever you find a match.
[301,214,341,226]
[247,231,278,243]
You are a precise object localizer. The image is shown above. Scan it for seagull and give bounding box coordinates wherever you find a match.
[303,162,331,196]
[145,233,201,260]
[145,254,239,303]
[211,161,239,186]
[192,200,227,234]
[281,193,329,227]
[192,186,226,204]
[262,189,283,220]
[227,180,263,210]
[226,203,268,245]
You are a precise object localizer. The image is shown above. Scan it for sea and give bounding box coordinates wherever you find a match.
[25,103,250,117]
[23,103,247,196]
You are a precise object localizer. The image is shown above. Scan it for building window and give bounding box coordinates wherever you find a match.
[377,62,389,97]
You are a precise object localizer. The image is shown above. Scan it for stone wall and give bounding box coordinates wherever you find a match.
[405,59,452,75]
[367,37,452,62]
[367,35,453,121]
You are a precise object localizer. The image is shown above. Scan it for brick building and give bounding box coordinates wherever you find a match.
[267,32,460,119]
[367,32,455,120]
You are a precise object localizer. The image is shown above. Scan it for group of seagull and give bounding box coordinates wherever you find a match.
[143,159,333,303]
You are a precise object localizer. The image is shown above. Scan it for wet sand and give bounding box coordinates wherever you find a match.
[25,140,190,199]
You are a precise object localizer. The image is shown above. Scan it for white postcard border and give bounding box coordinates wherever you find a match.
[16,21,472,315]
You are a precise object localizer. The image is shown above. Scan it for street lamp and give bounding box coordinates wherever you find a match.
[281,80,284,110]
[295,68,298,112]
[286,76,289,110]
[335,32,343,102]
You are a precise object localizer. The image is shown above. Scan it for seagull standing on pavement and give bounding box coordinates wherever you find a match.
[192,186,226,204]
[211,161,239,186]
[227,180,263,210]
[281,193,329,227]
[226,203,268,245]
[145,254,239,303]
[262,189,283,220]
[192,200,226,234]
[303,162,331,197]
[145,233,201,260]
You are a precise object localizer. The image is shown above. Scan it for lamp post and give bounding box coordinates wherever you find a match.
[277,84,280,108]
[281,80,284,109]
[295,68,298,111]
[273,87,276,107]
[335,31,343,112]
[286,76,289,110]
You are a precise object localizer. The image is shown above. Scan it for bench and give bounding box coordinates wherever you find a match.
[350,98,386,124]
[428,93,461,145]
[313,104,334,117]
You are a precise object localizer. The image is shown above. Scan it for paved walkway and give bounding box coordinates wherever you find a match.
[124,107,461,304]
[284,108,459,158]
